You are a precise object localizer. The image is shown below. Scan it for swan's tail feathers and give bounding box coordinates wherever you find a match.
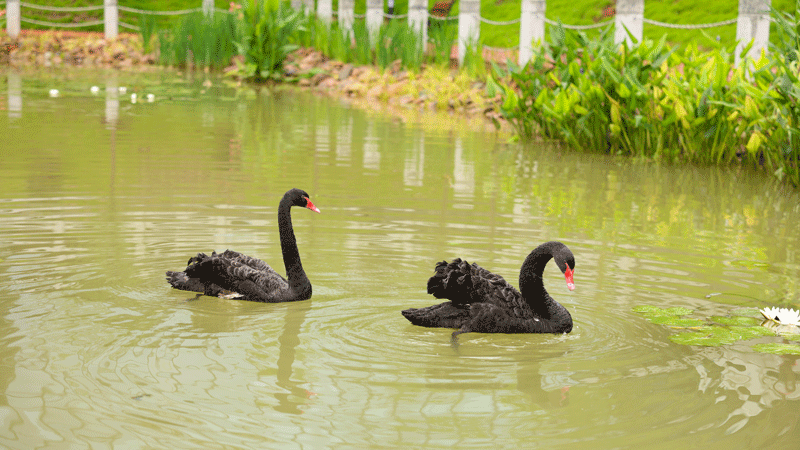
[426,258,474,304]
[165,270,205,293]
[166,252,227,297]
[401,302,470,329]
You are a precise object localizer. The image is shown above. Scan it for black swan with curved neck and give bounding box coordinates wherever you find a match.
[402,241,575,335]
[165,188,320,302]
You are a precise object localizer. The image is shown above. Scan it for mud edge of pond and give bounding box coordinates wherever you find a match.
[1,31,510,134]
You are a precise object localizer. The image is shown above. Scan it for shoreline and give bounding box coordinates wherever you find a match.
[1,30,509,134]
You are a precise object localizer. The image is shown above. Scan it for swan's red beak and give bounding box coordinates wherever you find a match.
[304,198,320,213]
[564,265,575,291]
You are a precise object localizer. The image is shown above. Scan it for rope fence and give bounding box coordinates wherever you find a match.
[4,0,773,67]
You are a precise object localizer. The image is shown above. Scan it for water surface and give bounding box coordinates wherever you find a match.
[1,68,800,449]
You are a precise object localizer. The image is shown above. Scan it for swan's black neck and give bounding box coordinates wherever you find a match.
[278,195,309,291]
[518,241,568,316]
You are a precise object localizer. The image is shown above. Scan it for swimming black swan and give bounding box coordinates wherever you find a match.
[165,188,320,302]
[402,241,575,336]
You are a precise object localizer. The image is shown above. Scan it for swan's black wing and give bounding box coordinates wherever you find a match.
[426,258,523,308]
[217,249,285,283]
[166,253,228,296]
[404,258,522,328]
[401,301,471,328]
[181,251,291,302]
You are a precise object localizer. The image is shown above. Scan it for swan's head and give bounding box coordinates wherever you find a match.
[287,188,321,213]
[552,245,575,291]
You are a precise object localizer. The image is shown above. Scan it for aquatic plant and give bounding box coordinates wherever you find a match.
[495,18,800,187]
[428,19,457,67]
[138,13,158,55]
[631,305,704,328]
[632,305,800,355]
[235,0,305,80]
[156,11,239,70]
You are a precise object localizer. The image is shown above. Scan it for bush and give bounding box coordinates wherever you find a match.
[494,21,800,186]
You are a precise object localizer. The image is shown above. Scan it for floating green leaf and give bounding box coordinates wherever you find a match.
[669,325,774,347]
[661,307,694,316]
[632,305,663,314]
[752,343,800,355]
[648,316,705,327]
[711,316,761,327]
[730,307,762,318]
[728,326,774,340]
[670,328,733,347]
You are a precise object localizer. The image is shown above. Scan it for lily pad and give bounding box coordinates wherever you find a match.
[631,305,664,314]
[670,328,734,347]
[728,325,774,340]
[731,307,762,318]
[633,305,701,327]
[648,316,705,327]
[752,343,800,355]
[669,325,774,347]
[661,307,694,316]
[711,316,761,327]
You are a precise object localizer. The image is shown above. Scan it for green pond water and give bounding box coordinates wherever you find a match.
[1,68,800,449]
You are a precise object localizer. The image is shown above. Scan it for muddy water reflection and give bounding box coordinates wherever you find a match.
[1,69,800,449]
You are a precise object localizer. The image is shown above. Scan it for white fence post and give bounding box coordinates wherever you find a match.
[366,0,383,37]
[301,0,315,11]
[202,0,214,16]
[614,0,644,46]
[458,0,481,65]
[338,0,355,36]
[518,0,545,66]
[408,0,428,45]
[8,72,22,119]
[735,0,772,65]
[104,0,119,40]
[7,0,21,39]
[318,0,333,24]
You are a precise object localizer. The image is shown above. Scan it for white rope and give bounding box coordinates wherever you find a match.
[643,17,737,29]
[120,22,141,31]
[428,13,458,21]
[544,18,613,30]
[480,17,520,26]
[484,45,516,51]
[118,6,204,16]
[20,17,104,28]
[20,2,103,12]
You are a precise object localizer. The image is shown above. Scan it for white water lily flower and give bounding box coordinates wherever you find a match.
[760,307,800,326]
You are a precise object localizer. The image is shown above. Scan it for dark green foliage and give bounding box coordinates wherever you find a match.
[235,1,304,80]
[156,11,239,70]
[495,16,800,187]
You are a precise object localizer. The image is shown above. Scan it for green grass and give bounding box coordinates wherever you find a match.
[12,0,232,32]
[16,0,799,50]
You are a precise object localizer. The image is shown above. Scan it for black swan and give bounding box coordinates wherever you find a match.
[402,241,575,335]
[165,188,320,302]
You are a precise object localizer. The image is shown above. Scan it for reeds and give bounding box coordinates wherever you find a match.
[155,11,239,70]
[140,2,481,77]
